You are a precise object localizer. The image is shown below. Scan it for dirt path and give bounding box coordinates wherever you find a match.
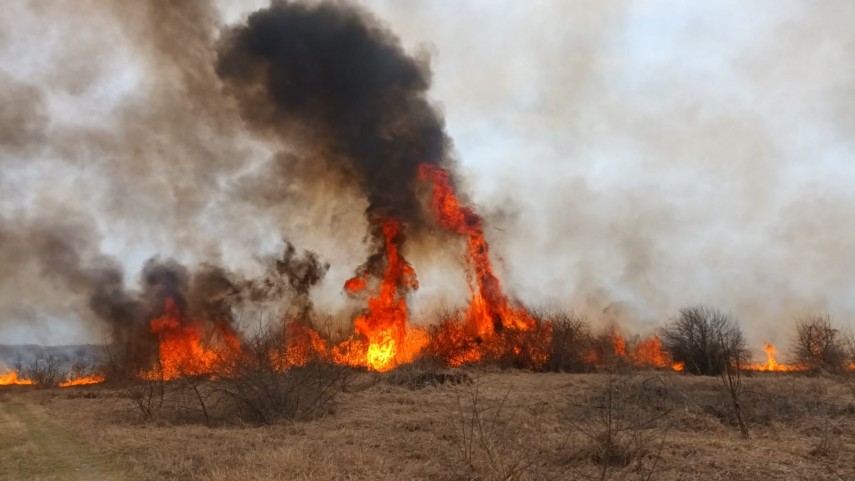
[0,397,127,481]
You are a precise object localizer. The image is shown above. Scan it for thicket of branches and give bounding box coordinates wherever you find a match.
[660,305,748,376]
[791,315,850,373]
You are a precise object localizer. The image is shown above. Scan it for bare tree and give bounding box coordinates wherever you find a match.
[660,305,748,376]
[791,315,848,373]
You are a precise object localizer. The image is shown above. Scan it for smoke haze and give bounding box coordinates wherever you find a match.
[0,0,853,356]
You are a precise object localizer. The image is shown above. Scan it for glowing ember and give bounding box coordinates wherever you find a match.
[0,371,34,386]
[59,375,105,387]
[419,164,550,368]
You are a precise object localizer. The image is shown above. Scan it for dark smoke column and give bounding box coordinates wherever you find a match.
[216,0,450,223]
[216,0,452,369]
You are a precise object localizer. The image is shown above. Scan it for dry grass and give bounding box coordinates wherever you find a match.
[2,370,855,481]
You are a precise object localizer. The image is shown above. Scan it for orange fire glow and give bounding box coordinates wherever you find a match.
[746,342,801,372]
[0,371,34,386]
[333,219,427,371]
[59,375,105,387]
[145,298,243,380]
[584,331,683,371]
[419,164,551,368]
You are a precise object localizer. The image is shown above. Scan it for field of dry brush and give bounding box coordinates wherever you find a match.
[2,369,854,481]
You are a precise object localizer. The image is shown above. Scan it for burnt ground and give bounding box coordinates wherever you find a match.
[1,370,854,481]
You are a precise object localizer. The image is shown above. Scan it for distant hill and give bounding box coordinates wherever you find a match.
[0,344,103,369]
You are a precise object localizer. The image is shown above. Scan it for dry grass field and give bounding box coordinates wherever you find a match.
[1,369,854,481]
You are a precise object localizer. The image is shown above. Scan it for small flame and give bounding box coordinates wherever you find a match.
[0,371,34,386]
[59,375,105,387]
[746,342,801,372]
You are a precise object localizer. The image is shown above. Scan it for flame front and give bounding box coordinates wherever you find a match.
[334,219,427,371]
[59,375,105,387]
[145,298,243,380]
[0,371,34,386]
[419,164,551,368]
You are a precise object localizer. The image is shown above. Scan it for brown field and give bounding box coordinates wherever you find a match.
[1,369,854,481]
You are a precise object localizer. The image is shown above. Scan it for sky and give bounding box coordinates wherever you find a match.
[1,0,854,356]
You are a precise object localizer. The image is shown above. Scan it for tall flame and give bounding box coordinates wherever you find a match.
[419,164,550,367]
[746,342,801,372]
[333,219,428,371]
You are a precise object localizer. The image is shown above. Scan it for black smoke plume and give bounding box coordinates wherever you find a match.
[216,0,452,237]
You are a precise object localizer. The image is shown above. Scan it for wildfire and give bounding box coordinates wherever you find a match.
[145,297,243,380]
[0,371,34,386]
[59,375,105,387]
[746,342,801,372]
[333,219,427,371]
[584,332,683,371]
[419,164,551,368]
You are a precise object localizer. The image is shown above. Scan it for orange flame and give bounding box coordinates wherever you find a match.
[332,219,427,371]
[629,336,669,368]
[145,298,243,380]
[584,331,682,371]
[746,342,801,372]
[59,375,105,387]
[0,371,34,386]
[419,164,551,368]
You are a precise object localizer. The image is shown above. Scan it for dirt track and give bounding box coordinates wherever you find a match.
[0,395,126,481]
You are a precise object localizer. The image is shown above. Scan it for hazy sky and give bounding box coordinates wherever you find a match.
[1,1,853,357]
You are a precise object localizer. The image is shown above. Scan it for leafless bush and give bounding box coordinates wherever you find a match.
[217,361,350,424]
[127,370,165,421]
[452,380,544,481]
[791,315,848,373]
[14,353,66,388]
[661,305,748,376]
[542,310,594,372]
[566,369,671,480]
[717,330,750,438]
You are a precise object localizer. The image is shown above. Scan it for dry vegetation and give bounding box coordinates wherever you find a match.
[2,368,855,481]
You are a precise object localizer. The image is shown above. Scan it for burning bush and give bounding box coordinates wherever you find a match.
[661,305,748,375]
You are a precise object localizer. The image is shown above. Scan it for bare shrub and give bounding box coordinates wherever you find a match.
[791,315,848,373]
[14,353,65,388]
[127,371,165,421]
[717,330,750,438]
[217,361,350,424]
[542,310,593,372]
[452,380,544,481]
[566,369,671,480]
[661,305,748,376]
